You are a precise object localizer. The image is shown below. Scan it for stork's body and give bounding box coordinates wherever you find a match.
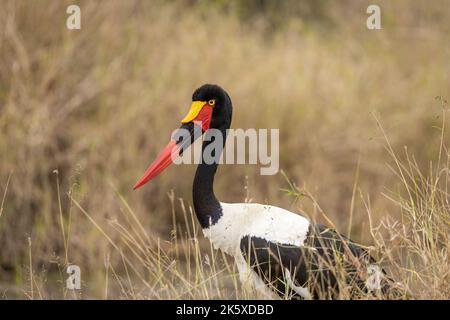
[203,202,311,299]
[134,84,393,299]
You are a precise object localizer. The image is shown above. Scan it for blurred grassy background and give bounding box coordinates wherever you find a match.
[0,0,449,298]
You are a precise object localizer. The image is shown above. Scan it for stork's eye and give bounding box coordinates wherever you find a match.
[208,99,216,106]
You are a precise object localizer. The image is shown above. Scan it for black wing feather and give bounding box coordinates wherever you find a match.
[240,224,382,299]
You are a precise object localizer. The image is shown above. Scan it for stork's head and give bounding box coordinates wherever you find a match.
[185,84,233,132]
[133,84,232,189]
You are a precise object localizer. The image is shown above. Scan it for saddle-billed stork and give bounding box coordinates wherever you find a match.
[133,84,395,299]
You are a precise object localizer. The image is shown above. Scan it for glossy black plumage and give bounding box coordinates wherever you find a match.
[240,225,393,299]
[191,84,233,228]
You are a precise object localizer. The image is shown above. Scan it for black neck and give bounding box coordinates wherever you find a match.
[193,126,227,228]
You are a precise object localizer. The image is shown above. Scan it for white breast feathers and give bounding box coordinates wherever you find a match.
[202,202,311,255]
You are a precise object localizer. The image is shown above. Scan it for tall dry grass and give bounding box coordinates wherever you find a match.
[0,0,449,299]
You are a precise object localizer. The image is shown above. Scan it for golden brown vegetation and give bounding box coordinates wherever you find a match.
[0,0,449,299]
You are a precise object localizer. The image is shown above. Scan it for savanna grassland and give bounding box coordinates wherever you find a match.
[0,0,449,299]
